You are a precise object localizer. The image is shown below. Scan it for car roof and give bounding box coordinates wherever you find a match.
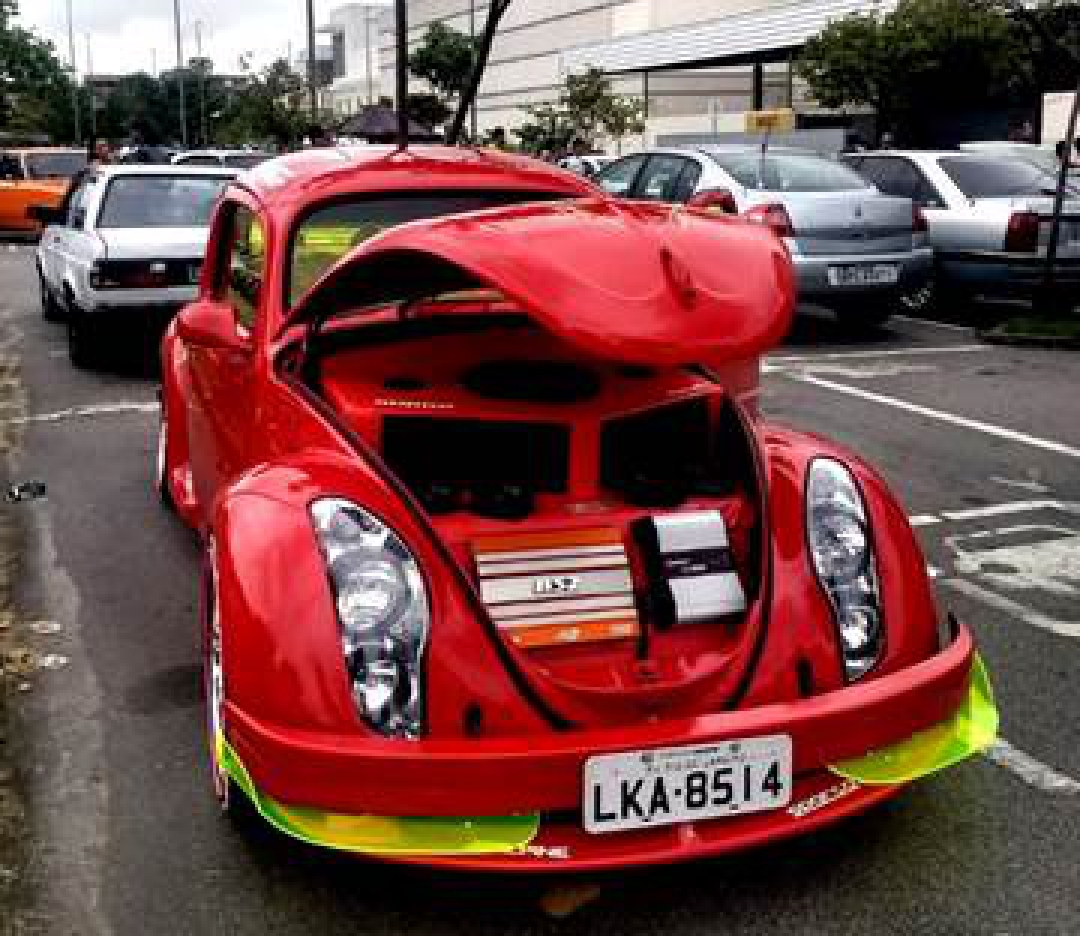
[90,164,239,179]
[235,145,595,209]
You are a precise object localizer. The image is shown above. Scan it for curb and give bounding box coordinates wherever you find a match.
[979,329,1080,349]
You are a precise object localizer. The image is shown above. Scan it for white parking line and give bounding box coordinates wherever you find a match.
[942,577,1080,640]
[3,402,159,426]
[984,739,1080,794]
[892,315,977,334]
[786,373,1080,460]
[767,344,985,365]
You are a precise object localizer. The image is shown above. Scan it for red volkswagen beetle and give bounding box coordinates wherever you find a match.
[157,146,996,870]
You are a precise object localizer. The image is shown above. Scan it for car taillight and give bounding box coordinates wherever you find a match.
[912,205,927,233]
[743,203,794,238]
[89,260,181,290]
[1004,211,1040,252]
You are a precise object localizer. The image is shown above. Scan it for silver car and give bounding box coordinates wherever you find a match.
[35,165,236,368]
[597,146,932,327]
[843,150,1080,305]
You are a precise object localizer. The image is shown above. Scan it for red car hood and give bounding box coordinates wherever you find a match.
[285,198,795,365]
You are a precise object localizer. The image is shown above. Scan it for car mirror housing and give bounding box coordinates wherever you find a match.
[176,301,250,351]
[26,204,65,225]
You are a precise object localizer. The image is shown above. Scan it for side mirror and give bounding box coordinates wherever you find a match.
[26,204,66,225]
[687,189,738,214]
[175,301,250,352]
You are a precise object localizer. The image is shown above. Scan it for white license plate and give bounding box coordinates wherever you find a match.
[582,735,792,834]
[827,263,900,286]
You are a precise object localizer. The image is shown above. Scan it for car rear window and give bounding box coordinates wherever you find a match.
[707,151,870,192]
[24,151,87,179]
[96,175,231,229]
[937,156,1060,198]
[289,190,569,304]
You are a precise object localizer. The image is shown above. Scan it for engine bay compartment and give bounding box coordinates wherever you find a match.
[308,316,767,712]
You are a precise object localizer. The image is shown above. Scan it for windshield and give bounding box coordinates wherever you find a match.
[96,175,230,229]
[24,151,87,179]
[289,190,568,305]
[937,156,1066,198]
[707,151,870,192]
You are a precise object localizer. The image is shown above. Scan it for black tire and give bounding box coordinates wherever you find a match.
[155,405,175,510]
[38,271,63,323]
[66,308,99,369]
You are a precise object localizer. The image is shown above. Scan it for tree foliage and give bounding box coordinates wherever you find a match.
[0,0,80,141]
[798,0,1080,143]
[407,22,478,129]
[515,68,645,153]
[213,58,306,146]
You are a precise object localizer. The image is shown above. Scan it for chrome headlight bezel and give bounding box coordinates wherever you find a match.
[310,498,430,738]
[804,458,884,681]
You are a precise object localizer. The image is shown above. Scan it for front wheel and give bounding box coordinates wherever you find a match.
[203,543,261,832]
[155,406,175,510]
[38,271,62,322]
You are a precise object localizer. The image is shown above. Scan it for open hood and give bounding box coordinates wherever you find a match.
[286,198,795,365]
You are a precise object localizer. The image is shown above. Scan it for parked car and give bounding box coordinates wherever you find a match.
[172,149,271,170]
[156,145,994,871]
[557,153,614,178]
[958,141,1080,182]
[843,150,1080,306]
[597,146,932,327]
[0,147,87,234]
[33,165,236,367]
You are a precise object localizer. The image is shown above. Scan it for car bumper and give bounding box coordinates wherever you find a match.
[223,621,989,870]
[84,298,189,330]
[791,247,933,298]
[938,250,1080,297]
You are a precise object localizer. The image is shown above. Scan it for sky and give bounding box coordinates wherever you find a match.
[17,0,319,77]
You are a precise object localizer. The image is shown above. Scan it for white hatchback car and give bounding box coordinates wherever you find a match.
[34,165,235,367]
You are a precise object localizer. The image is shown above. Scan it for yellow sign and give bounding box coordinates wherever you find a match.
[745,108,796,134]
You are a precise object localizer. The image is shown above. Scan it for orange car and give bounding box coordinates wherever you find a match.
[0,148,87,233]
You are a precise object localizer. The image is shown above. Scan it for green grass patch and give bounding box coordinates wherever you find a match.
[992,315,1080,339]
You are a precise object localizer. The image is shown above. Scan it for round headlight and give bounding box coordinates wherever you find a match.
[311,499,429,738]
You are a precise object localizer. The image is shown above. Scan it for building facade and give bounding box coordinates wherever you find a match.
[380,0,892,146]
[317,2,392,119]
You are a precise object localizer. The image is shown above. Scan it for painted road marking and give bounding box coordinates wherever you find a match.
[984,740,1080,794]
[764,361,939,380]
[909,514,943,527]
[990,476,1051,495]
[944,577,1080,639]
[785,373,1080,460]
[2,401,158,426]
[767,344,985,365]
[891,315,977,333]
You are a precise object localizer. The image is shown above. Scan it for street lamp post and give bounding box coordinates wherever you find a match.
[306,0,319,124]
[468,0,477,140]
[194,20,208,146]
[172,0,188,147]
[65,0,81,143]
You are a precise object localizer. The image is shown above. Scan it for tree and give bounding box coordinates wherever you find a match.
[0,0,81,141]
[797,0,1075,144]
[515,68,646,153]
[406,23,479,132]
[213,58,306,147]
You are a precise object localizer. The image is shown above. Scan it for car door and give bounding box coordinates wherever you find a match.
[185,200,264,508]
[39,172,95,294]
[631,154,702,204]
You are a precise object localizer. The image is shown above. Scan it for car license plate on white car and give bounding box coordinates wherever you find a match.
[827,263,900,286]
[582,735,792,834]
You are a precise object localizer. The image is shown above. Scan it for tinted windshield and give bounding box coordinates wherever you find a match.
[24,151,86,179]
[707,151,869,192]
[289,190,568,304]
[938,156,1062,198]
[96,175,230,229]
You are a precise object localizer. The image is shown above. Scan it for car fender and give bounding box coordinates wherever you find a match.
[209,453,560,744]
[737,424,940,706]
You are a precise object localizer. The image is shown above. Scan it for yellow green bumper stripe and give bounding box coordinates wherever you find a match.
[218,736,540,855]
[830,653,998,785]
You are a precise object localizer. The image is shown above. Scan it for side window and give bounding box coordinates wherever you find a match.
[855,157,904,196]
[635,155,695,202]
[223,206,266,331]
[672,160,702,202]
[596,154,647,196]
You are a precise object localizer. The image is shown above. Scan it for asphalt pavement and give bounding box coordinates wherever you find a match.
[0,247,1077,934]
